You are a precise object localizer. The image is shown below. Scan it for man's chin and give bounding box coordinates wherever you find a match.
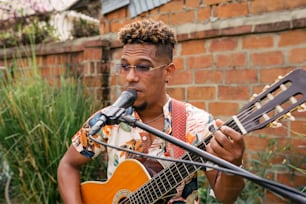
[133,102,147,112]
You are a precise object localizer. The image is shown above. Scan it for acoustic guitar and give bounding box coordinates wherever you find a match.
[81,68,306,204]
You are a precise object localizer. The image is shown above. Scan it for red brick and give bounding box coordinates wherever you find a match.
[198,7,210,21]
[105,7,127,20]
[220,25,252,36]
[190,101,207,110]
[275,171,306,188]
[83,48,102,60]
[285,0,306,9]
[170,70,193,85]
[208,102,239,116]
[173,57,184,70]
[244,135,270,151]
[160,0,185,12]
[167,87,185,100]
[83,76,102,87]
[169,10,195,25]
[189,29,219,39]
[187,86,216,100]
[251,51,284,66]
[210,38,238,52]
[259,67,295,83]
[250,0,284,14]
[225,69,258,84]
[195,70,223,84]
[110,20,131,33]
[252,124,289,137]
[186,0,200,8]
[217,2,248,19]
[279,29,306,47]
[289,47,306,64]
[292,17,306,28]
[254,21,290,33]
[242,35,274,49]
[41,67,52,78]
[187,55,213,69]
[205,0,228,6]
[219,85,250,100]
[291,121,306,137]
[52,66,65,77]
[216,53,247,68]
[278,137,306,155]
[181,40,206,55]
[154,14,169,25]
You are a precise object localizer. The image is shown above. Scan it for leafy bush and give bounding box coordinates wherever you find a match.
[0,74,102,203]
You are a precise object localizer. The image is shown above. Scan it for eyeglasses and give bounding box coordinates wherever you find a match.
[118,63,168,74]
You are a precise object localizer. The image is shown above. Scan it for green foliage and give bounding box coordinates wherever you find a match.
[0,73,102,203]
[0,16,58,48]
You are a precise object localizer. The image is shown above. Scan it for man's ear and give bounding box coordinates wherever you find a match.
[164,63,176,83]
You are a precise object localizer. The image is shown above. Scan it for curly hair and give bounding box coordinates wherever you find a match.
[118,19,177,61]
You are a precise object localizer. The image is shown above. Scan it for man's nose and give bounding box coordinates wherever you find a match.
[126,67,139,82]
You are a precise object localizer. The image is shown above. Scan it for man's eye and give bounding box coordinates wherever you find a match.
[121,64,130,70]
[135,65,150,72]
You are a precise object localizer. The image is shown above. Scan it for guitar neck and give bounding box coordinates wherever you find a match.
[127,142,206,203]
[127,119,237,203]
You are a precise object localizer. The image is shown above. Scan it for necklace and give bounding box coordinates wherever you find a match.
[144,113,164,124]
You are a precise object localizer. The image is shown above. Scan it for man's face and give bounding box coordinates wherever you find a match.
[118,43,170,111]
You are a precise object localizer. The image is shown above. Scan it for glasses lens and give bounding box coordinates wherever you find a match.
[135,65,150,72]
[117,64,129,73]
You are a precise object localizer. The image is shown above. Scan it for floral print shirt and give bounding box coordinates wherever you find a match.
[72,97,214,202]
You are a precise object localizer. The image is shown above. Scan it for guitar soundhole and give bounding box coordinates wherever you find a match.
[118,197,128,204]
[114,189,130,204]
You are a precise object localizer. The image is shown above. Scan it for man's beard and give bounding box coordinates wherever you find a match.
[133,101,147,112]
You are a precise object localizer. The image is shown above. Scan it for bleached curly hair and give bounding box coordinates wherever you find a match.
[118,19,177,61]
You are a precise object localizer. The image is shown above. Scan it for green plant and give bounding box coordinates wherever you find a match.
[0,61,103,203]
[0,16,58,48]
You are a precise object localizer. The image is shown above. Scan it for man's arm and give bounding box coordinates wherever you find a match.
[57,145,91,204]
[205,119,245,203]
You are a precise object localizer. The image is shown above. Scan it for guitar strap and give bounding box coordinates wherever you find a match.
[170,98,187,158]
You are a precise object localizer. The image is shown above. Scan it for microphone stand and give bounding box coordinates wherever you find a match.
[118,113,306,203]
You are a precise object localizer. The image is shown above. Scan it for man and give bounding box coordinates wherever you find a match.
[57,19,245,204]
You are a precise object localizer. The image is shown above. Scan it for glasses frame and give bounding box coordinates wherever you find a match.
[118,63,169,74]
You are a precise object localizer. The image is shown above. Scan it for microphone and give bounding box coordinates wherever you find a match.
[89,89,137,136]
[112,89,137,109]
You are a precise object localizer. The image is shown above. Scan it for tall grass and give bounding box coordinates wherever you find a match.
[0,73,102,203]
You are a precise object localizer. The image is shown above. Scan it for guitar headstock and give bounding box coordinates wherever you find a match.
[236,68,306,134]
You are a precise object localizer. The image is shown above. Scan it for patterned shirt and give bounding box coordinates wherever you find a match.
[72,97,214,202]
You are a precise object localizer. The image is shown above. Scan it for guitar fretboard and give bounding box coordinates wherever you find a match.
[128,142,206,203]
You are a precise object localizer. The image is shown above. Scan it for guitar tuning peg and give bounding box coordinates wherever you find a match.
[297,104,306,112]
[276,75,283,81]
[250,93,258,101]
[263,85,270,91]
[282,113,295,121]
[269,121,282,128]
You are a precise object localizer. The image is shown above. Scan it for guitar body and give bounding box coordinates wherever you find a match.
[81,159,151,204]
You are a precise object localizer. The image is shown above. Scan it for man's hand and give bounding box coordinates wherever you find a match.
[206,119,245,166]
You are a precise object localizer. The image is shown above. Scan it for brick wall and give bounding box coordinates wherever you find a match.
[0,0,305,202]
[101,0,306,201]
[0,37,112,107]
